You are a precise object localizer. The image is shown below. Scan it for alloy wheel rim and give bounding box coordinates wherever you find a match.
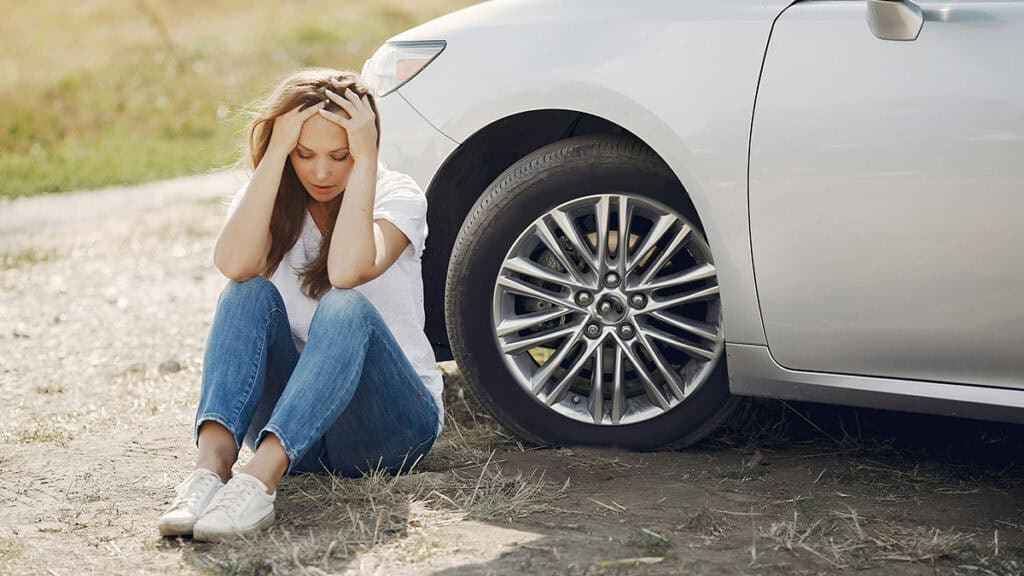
[491,193,724,426]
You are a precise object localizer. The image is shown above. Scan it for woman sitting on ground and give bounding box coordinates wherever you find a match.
[158,68,444,541]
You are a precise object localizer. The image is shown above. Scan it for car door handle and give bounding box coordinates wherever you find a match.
[866,0,924,41]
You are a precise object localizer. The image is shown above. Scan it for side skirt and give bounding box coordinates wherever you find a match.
[727,343,1024,424]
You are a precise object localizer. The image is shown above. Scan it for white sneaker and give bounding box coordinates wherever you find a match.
[158,468,225,537]
[192,472,276,542]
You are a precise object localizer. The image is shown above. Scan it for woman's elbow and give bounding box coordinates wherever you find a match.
[213,254,257,282]
[327,257,367,289]
[329,266,369,289]
[328,272,360,289]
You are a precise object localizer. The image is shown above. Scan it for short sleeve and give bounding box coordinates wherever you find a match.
[373,169,429,260]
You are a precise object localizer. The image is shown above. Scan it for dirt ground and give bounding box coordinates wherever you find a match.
[1,171,1023,575]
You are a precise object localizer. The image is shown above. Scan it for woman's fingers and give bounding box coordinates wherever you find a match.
[319,88,372,130]
[325,89,358,117]
[317,108,349,127]
[342,87,362,107]
[299,100,326,119]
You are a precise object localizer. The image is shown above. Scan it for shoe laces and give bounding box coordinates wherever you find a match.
[172,471,219,511]
[204,476,258,518]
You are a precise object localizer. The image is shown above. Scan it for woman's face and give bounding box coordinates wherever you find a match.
[290,113,354,204]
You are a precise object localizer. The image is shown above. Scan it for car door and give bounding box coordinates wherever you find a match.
[749,0,1024,388]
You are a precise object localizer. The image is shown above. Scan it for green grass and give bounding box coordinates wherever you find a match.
[1,248,59,270]
[0,0,478,200]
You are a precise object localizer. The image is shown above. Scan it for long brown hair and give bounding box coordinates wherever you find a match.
[243,68,381,300]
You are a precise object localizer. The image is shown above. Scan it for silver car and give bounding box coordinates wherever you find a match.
[361,0,1024,449]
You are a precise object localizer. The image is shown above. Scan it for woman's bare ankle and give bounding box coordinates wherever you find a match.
[240,433,289,494]
[195,421,238,483]
[195,459,233,484]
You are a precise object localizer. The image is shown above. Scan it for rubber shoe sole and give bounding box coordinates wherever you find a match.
[192,509,275,542]
[158,517,197,538]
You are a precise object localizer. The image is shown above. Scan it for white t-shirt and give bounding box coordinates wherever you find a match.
[227,160,444,434]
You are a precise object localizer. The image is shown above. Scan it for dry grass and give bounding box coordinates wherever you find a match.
[751,507,1009,571]
[1,0,479,199]
[0,537,23,575]
[179,455,569,574]
[627,528,672,556]
[1,413,79,447]
[708,401,1024,572]
[678,507,734,548]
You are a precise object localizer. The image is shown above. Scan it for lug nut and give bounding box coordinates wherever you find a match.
[604,272,620,287]
[575,291,594,306]
[629,294,647,309]
[618,324,635,339]
[584,323,602,338]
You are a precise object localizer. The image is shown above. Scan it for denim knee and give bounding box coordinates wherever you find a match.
[311,288,375,329]
[219,275,283,310]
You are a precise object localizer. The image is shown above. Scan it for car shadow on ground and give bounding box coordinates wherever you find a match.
[427,399,1024,575]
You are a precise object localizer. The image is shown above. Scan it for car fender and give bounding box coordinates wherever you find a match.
[396,0,794,345]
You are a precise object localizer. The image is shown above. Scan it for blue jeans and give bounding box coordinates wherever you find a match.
[194,276,440,477]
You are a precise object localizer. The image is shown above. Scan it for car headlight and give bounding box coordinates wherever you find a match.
[361,40,446,97]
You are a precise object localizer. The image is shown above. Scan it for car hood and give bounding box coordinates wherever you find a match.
[389,0,796,42]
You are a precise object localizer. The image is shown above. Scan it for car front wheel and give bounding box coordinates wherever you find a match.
[445,135,735,449]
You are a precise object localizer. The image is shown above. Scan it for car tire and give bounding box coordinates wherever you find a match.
[444,134,737,450]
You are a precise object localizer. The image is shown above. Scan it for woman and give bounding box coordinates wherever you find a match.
[158,68,444,542]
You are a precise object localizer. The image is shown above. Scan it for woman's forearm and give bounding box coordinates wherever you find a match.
[327,158,378,287]
[213,149,289,280]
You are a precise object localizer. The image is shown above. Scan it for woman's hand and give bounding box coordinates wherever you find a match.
[266,101,326,159]
[319,88,379,162]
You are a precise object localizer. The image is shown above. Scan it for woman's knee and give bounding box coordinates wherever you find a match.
[313,288,374,325]
[218,276,283,310]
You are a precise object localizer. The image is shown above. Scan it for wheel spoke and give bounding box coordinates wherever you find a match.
[635,331,686,400]
[594,196,610,271]
[624,214,674,277]
[642,262,716,292]
[496,275,586,313]
[503,256,588,291]
[496,307,576,337]
[644,284,720,314]
[615,195,633,280]
[636,223,692,287]
[649,310,720,343]
[611,346,625,424]
[499,319,584,354]
[549,208,598,273]
[544,336,601,406]
[590,340,605,423]
[530,327,586,393]
[612,332,671,410]
[534,219,587,284]
[641,323,717,361]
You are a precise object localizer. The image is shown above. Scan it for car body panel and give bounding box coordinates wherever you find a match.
[728,343,1024,423]
[393,0,796,346]
[377,92,459,196]
[750,0,1024,388]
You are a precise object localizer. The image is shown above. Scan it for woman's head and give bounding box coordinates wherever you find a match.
[242,68,381,300]
[246,68,380,198]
